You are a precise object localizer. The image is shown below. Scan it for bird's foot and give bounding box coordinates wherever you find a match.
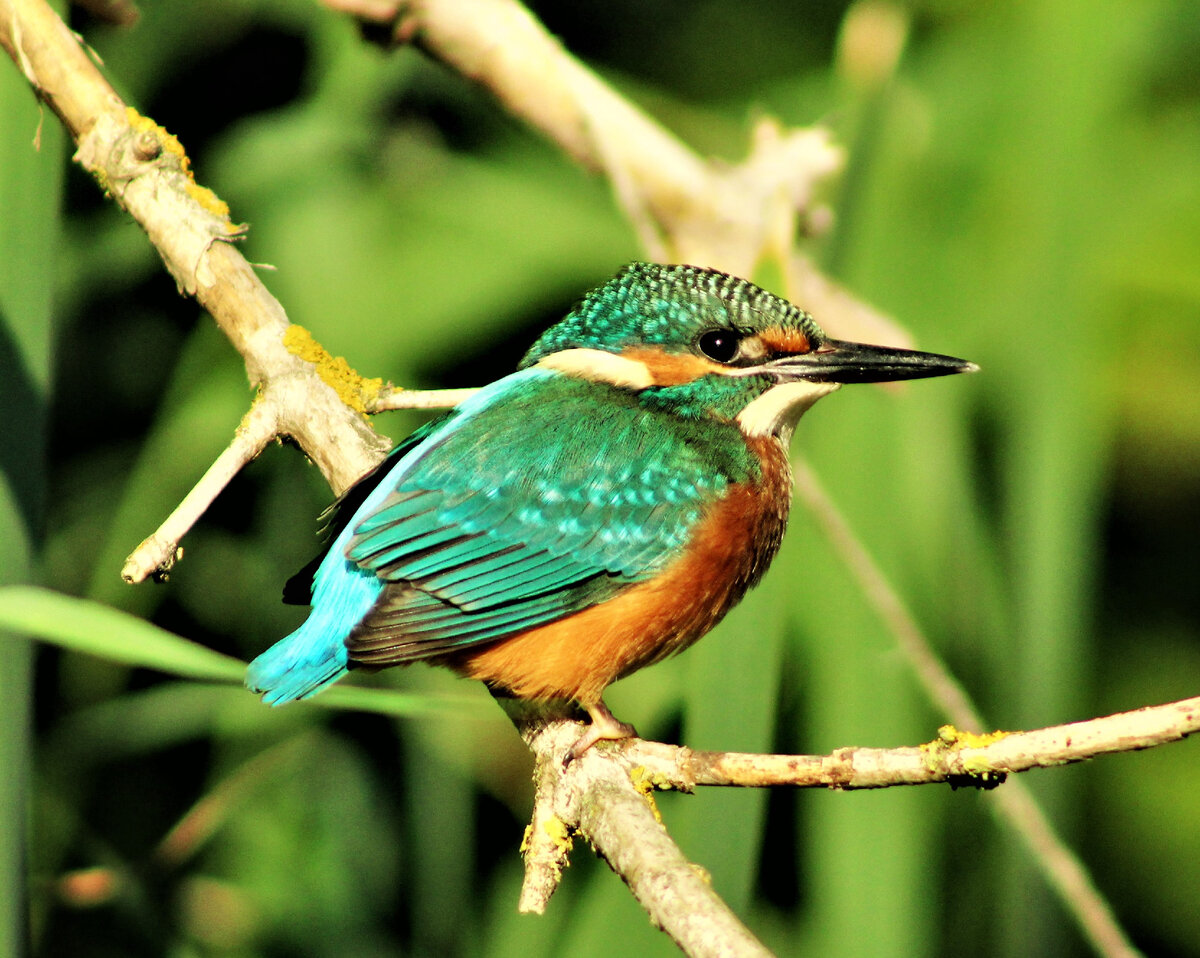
[565,700,637,767]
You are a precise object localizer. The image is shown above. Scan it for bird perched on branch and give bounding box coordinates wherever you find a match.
[248,263,975,757]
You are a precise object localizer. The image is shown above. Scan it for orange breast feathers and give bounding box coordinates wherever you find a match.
[442,436,794,706]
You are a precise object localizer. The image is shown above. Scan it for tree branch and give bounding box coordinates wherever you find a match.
[625,695,1200,789]
[118,382,481,582]
[791,460,1145,958]
[392,0,860,296]
[501,693,1195,954]
[120,393,279,583]
[509,707,773,958]
[0,0,392,511]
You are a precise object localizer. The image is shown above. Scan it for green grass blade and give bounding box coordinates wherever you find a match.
[0,586,245,682]
[0,586,484,720]
[2,8,66,953]
[313,684,488,719]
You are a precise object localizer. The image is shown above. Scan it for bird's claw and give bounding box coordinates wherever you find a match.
[563,701,637,767]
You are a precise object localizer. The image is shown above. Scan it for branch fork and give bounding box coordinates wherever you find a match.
[511,712,773,958]
[507,696,1198,955]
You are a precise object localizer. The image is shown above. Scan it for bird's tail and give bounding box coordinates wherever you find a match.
[245,620,349,705]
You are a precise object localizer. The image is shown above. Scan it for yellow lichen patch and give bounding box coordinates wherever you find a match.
[235,400,260,436]
[541,816,573,853]
[934,724,1012,749]
[283,325,384,415]
[126,106,189,172]
[920,725,1010,765]
[629,766,663,824]
[919,724,1013,788]
[185,181,231,220]
[92,163,111,195]
[126,107,235,221]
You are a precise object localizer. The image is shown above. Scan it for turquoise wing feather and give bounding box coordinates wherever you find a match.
[247,368,752,700]
[280,415,449,605]
[341,369,743,664]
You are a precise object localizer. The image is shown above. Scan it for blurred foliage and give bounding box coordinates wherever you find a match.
[2,4,64,953]
[1,0,1198,956]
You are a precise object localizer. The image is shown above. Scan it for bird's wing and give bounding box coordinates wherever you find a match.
[282,416,449,605]
[340,371,734,663]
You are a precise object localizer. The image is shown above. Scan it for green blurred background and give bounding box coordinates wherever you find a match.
[2,0,1199,955]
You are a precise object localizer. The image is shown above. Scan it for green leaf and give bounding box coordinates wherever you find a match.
[313,683,487,720]
[0,585,488,720]
[0,585,244,682]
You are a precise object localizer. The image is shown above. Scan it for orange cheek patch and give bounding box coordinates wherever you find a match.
[620,347,727,385]
[758,327,812,355]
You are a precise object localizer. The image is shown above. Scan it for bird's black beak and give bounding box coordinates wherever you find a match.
[763,339,978,384]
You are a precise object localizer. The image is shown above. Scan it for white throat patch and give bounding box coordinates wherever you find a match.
[736,380,840,439]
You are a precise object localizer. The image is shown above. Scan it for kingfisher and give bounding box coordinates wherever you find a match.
[248,263,976,756]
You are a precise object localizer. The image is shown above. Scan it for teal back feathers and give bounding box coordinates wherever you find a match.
[249,365,766,701]
[342,369,762,662]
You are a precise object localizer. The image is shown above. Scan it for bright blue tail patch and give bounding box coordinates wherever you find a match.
[246,557,384,704]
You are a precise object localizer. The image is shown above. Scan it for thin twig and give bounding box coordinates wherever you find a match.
[501,693,1198,955]
[369,387,479,411]
[624,695,1200,789]
[784,252,915,351]
[155,735,311,867]
[320,0,397,21]
[70,0,139,26]
[792,459,984,728]
[391,0,843,275]
[0,0,391,501]
[995,785,1142,958]
[121,396,278,584]
[116,381,478,583]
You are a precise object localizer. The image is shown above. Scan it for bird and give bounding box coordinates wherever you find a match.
[247,262,976,757]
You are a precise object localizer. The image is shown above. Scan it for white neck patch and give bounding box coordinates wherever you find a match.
[536,348,654,389]
[736,380,840,439]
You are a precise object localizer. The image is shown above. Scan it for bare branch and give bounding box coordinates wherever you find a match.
[995,783,1143,958]
[320,0,397,21]
[369,386,480,411]
[784,253,916,350]
[70,0,139,26]
[495,692,1200,956]
[793,459,984,728]
[510,709,774,958]
[121,396,279,584]
[0,0,391,501]
[623,696,1200,790]
[388,0,843,280]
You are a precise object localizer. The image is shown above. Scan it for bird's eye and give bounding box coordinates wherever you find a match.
[697,330,741,363]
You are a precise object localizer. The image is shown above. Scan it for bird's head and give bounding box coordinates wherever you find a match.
[520,263,976,437]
